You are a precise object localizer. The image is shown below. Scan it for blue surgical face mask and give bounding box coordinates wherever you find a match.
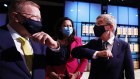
[22,18,42,34]
[62,27,73,36]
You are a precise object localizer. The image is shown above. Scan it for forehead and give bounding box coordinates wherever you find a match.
[96,18,106,25]
[63,20,72,24]
[22,5,41,16]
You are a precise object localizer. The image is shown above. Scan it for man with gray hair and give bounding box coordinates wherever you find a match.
[71,14,134,79]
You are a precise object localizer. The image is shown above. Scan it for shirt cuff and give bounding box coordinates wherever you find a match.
[92,51,98,59]
[49,41,60,52]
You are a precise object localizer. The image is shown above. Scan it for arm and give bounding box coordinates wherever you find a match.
[124,43,135,79]
[71,45,96,60]
[75,58,88,76]
[71,37,96,59]
[30,31,59,49]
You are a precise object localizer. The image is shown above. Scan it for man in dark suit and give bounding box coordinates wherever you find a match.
[0,1,59,79]
[71,14,134,79]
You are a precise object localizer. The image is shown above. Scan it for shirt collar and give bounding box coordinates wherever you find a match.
[102,35,115,45]
[107,35,114,45]
[7,24,29,40]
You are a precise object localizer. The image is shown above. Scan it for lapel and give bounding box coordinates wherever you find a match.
[70,40,77,58]
[30,40,46,79]
[29,39,46,68]
[70,37,82,58]
[1,26,31,76]
[30,39,42,55]
[112,38,121,58]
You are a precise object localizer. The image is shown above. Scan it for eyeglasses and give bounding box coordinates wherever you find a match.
[96,21,110,26]
[17,12,41,21]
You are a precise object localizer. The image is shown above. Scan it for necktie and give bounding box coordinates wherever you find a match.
[18,37,33,74]
[102,41,109,60]
[102,41,109,50]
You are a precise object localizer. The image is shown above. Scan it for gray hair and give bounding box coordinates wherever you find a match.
[97,14,117,33]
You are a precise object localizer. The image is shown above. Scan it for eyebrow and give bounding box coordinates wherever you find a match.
[96,21,103,24]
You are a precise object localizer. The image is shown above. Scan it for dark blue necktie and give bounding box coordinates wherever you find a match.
[102,41,109,50]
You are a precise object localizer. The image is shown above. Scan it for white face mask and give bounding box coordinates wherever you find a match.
[62,27,73,36]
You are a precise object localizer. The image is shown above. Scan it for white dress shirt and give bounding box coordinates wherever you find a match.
[7,24,33,65]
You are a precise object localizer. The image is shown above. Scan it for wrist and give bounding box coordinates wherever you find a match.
[50,41,60,49]
[77,71,82,76]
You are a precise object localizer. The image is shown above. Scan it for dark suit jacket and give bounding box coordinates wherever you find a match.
[71,38,135,79]
[0,26,47,79]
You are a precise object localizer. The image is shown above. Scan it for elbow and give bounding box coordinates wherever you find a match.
[71,47,78,58]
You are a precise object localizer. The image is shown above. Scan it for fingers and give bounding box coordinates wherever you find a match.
[30,32,58,49]
[30,31,48,45]
[40,34,48,45]
[57,74,65,79]
[69,73,74,76]
[69,73,78,79]
[49,72,63,79]
[106,50,113,58]
[59,74,65,77]
[97,50,113,58]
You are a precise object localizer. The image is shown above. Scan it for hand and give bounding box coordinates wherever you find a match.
[49,72,65,79]
[96,49,113,58]
[30,31,59,49]
[69,72,79,79]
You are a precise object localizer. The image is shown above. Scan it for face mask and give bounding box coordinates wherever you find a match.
[93,25,106,37]
[22,18,42,34]
[62,27,73,36]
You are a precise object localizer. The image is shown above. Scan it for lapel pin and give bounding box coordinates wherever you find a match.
[117,43,120,46]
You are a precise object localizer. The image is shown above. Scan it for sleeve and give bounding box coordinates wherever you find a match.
[49,41,61,52]
[124,43,135,79]
[76,58,88,73]
[71,40,96,60]
[46,65,55,76]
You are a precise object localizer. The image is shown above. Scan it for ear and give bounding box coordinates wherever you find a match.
[109,25,113,31]
[10,12,19,22]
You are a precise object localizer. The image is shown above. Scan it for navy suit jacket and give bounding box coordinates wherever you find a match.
[71,38,134,79]
[0,26,47,79]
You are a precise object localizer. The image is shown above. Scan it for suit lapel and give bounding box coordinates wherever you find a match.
[112,38,121,58]
[30,39,42,55]
[70,40,77,58]
[2,27,31,76]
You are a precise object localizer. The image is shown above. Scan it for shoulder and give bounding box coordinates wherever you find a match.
[72,36,82,46]
[89,37,100,43]
[114,38,129,47]
[0,25,8,32]
[0,26,9,36]
[115,38,128,44]
[74,36,81,40]
[74,36,82,42]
